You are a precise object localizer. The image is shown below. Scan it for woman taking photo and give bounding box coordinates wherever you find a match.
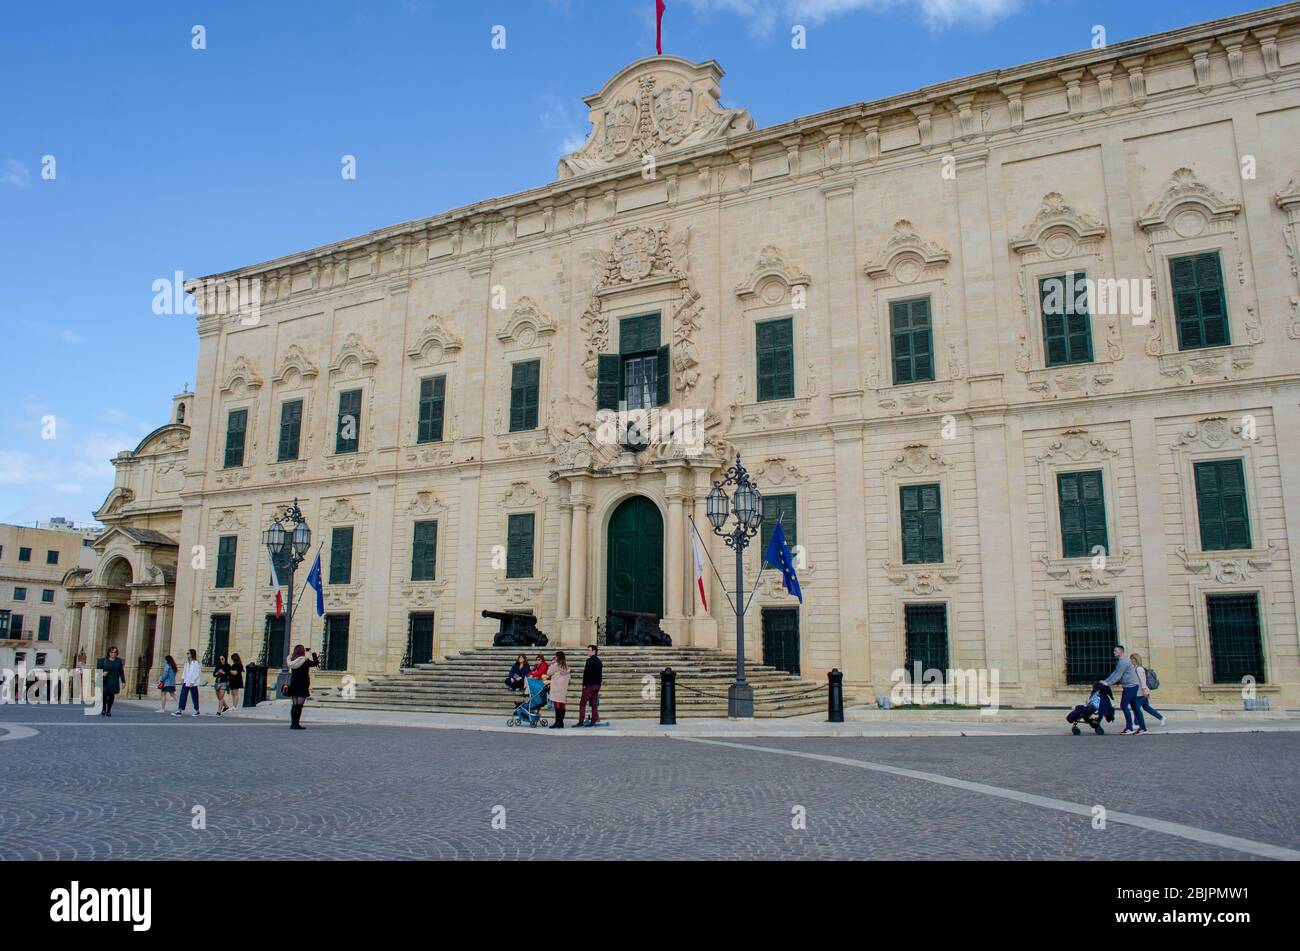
[157,655,178,713]
[286,644,318,730]
[97,646,125,717]
[213,654,232,716]
[227,653,245,709]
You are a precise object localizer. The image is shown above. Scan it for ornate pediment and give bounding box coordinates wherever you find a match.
[272,344,320,385]
[885,444,950,476]
[219,355,264,395]
[863,220,950,283]
[734,245,811,304]
[406,490,447,518]
[1171,415,1252,452]
[558,56,753,179]
[1137,167,1240,233]
[1036,429,1118,464]
[1010,192,1107,256]
[328,332,379,375]
[322,497,362,523]
[496,296,556,349]
[407,315,463,364]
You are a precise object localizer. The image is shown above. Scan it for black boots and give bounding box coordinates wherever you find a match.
[290,704,305,729]
[550,706,565,729]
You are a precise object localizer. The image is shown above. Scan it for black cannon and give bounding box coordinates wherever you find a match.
[484,610,548,647]
[606,609,672,646]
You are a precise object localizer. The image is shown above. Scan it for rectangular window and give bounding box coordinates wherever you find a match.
[0,610,10,638]
[1063,598,1118,685]
[41,589,54,603]
[761,493,798,554]
[509,360,540,432]
[889,297,935,385]
[1038,272,1093,366]
[224,408,248,468]
[13,587,26,601]
[206,614,231,665]
[1057,470,1108,558]
[9,614,22,638]
[1206,593,1265,684]
[328,526,354,585]
[46,550,59,565]
[506,513,535,579]
[335,388,362,454]
[323,613,350,671]
[37,616,51,641]
[1194,458,1251,551]
[411,520,438,581]
[215,535,237,589]
[1170,251,1229,350]
[277,400,303,462]
[900,483,943,565]
[904,604,949,683]
[18,547,31,562]
[756,317,795,402]
[417,376,446,443]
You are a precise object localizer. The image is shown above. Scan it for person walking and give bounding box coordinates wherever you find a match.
[547,651,571,729]
[227,653,245,709]
[157,655,178,713]
[97,646,126,717]
[1103,644,1146,735]
[286,644,318,730]
[213,654,232,716]
[174,649,202,717]
[1130,652,1167,728]
[577,644,603,728]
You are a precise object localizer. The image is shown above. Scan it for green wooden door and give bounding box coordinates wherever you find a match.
[407,612,435,667]
[606,496,664,638]
[762,608,800,675]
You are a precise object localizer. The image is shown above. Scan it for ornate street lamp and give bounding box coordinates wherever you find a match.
[262,499,311,697]
[706,453,763,718]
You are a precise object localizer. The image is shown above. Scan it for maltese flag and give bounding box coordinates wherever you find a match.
[690,526,708,612]
[269,554,284,618]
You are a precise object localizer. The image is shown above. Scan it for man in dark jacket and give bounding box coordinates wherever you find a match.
[577,644,602,727]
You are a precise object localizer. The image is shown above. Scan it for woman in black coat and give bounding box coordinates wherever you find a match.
[286,644,318,730]
[504,654,530,693]
[98,646,126,717]
[227,653,245,709]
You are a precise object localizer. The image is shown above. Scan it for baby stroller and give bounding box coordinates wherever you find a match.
[507,676,549,728]
[1066,681,1115,735]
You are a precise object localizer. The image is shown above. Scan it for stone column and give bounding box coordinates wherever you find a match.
[367,474,397,672]
[561,475,593,646]
[152,599,174,686]
[454,466,483,650]
[971,414,1022,691]
[831,423,871,687]
[87,600,111,665]
[663,469,687,645]
[124,600,147,693]
[691,467,719,648]
[66,603,85,664]
[556,493,572,623]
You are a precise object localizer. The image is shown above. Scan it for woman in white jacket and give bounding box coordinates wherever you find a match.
[173,649,203,717]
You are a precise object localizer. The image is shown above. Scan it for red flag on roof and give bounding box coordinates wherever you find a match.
[656,0,666,55]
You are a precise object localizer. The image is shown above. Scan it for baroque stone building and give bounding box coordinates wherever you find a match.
[161,4,1300,706]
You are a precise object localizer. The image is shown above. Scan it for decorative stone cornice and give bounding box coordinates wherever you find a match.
[328,332,379,375]
[271,344,319,385]
[1137,167,1241,233]
[864,220,950,282]
[406,315,464,363]
[219,355,263,395]
[1010,192,1107,255]
[734,245,810,303]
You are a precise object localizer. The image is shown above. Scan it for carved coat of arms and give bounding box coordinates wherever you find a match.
[612,227,659,282]
[652,82,694,143]
[601,100,639,160]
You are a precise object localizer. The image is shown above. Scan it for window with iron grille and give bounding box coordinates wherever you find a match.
[417,375,446,443]
[506,513,535,579]
[224,408,248,468]
[322,613,350,671]
[329,526,354,585]
[336,388,361,454]
[756,317,795,402]
[1038,272,1093,366]
[904,604,949,683]
[1207,593,1265,684]
[509,360,540,432]
[1194,458,1251,551]
[1063,598,1118,685]
[901,483,943,564]
[890,297,935,385]
[761,494,797,554]
[37,616,51,641]
[205,614,230,666]
[1170,251,1229,350]
[1058,470,1108,558]
[215,536,237,588]
[277,399,303,461]
[411,520,437,581]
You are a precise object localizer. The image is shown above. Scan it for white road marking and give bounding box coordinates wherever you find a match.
[677,736,1300,861]
[0,724,40,741]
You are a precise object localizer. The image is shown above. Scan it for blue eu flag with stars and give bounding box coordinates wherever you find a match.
[305,551,325,617]
[762,521,803,604]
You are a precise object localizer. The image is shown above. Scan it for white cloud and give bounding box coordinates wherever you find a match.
[1,159,30,188]
[687,0,1022,33]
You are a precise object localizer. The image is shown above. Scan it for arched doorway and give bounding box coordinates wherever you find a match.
[606,496,663,640]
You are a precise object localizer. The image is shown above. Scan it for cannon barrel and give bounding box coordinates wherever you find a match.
[607,609,658,621]
[482,609,538,622]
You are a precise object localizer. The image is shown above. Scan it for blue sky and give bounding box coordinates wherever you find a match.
[0,0,1264,525]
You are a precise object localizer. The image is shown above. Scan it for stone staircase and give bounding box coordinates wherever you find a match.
[314,646,828,718]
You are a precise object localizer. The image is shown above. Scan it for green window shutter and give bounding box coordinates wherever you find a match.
[215,535,237,588]
[619,313,660,353]
[1058,470,1108,558]
[506,513,535,579]
[1039,274,1093,367]
[224,409,247,468]
[1195,459,1251,551]
[336,388,361,454]
[890,298,934,385]
[277,400,302,461]
[596,354,621,410]
[761,494,797,554]
[510,360,540,431]
[901,483,943,564]
[322,614,350,671]
[417,376,446,443]
[656,343,671,407]
[411,520,438,581]
[756,317,795,402]
[1171,252,1230,350]
[329,527,354,585]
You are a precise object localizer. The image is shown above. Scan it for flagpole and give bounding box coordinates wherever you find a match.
[741,510,783,617]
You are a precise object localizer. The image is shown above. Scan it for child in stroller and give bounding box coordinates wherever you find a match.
[1066,681,1115,735]
[507,674,550,728]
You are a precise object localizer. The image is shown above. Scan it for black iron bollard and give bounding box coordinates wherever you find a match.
[827,668,844,723]
[660,667,677,725]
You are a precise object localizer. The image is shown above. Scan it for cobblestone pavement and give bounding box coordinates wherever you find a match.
[1,702,1295,860]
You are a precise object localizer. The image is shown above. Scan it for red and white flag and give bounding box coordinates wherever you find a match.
[269,554,284,618]
[690,524,708,612]
[656,0,666,55]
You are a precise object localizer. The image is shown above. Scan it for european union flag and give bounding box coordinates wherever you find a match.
[762,521,803,604]
[305,551,325,617]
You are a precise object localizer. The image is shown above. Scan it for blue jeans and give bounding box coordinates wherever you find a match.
[178,685,200,712]
[1136,694,1163,721]
[1119,685,1146,731]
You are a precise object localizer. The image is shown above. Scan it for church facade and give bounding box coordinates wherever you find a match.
[131,5,1300,706]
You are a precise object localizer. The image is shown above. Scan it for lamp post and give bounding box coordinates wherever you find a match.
[262,499,311,698]
[706,453,763,718]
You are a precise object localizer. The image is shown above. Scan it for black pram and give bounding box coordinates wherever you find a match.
[1066,681,1115,735]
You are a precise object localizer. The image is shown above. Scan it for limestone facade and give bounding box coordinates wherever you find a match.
[164,5,1300,705]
